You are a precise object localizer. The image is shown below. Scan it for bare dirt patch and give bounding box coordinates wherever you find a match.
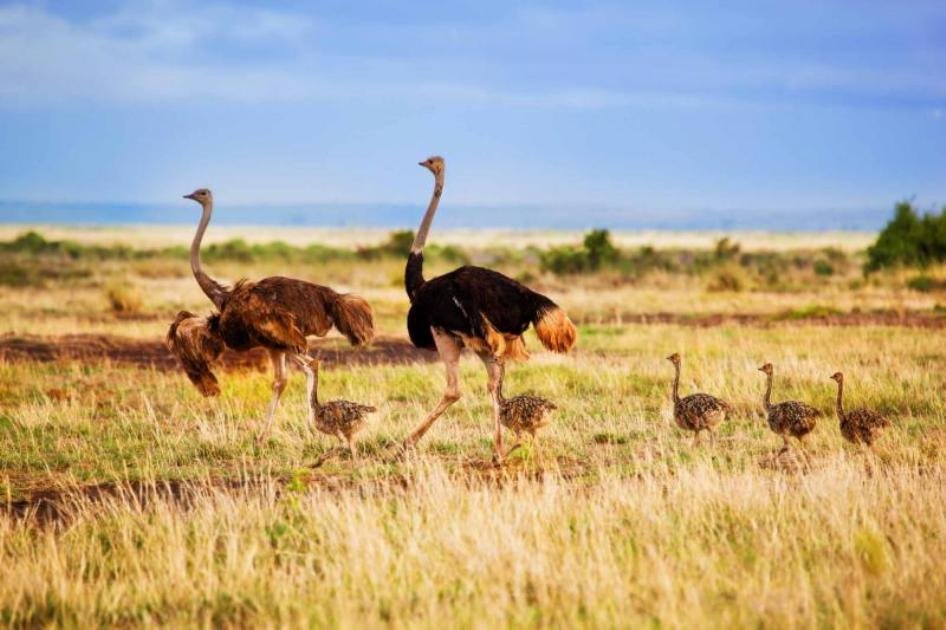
[1,310,942,371]
[0,333,435,371]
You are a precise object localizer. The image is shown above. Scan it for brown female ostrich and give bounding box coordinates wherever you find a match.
[830,372,889,449]
[758,362,820,456]
[310,359,375,460]
[403,156,576,463]
[666,353,731,445]
[497,369,557,460]
[166,188,375,443]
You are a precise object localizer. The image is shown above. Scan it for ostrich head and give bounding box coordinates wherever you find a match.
[758,363,773,375]
[418,156,445,176]
[665,352,681,365]
[830,371,844,383]
[166,310,225,397]
[183,188,213,206]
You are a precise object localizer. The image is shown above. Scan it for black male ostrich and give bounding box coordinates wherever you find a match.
[166,188,375,443]
[403,157,577,462]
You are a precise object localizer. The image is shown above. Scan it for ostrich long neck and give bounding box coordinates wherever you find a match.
[191,202,228,310]
[835,380,844,418]
[405,167,444,300]
[671,362,681,404]
[763,372,773,411]
[411,168,444,253]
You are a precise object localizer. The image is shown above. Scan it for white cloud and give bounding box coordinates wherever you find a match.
[0,2,320,103]
[0,2,942,110]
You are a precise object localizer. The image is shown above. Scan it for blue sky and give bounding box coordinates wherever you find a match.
[0,0,944,227]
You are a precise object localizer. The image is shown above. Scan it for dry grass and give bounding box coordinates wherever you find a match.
[0,227,945,626]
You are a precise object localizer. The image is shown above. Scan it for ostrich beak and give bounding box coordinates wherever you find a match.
[418,161,427,167]
[183,193,196,200]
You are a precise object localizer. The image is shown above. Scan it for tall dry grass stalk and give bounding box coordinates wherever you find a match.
[1,460,944,626]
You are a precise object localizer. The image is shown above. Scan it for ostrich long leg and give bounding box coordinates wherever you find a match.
[256,350,288,444]
[404,329,462,448]
[481,355,505,463]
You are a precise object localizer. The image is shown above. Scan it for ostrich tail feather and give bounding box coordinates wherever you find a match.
[534,306,577,353]
[331,294,375,346]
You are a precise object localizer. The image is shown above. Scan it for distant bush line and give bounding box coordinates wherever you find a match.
[0,230,467,266]
[0,227,866,295]
[539,230,849,289]
[2,198,942,291]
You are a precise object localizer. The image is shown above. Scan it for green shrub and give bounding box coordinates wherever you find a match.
[384,230,415,256]
[777,304,842,320]
[583,229,619,270]
[706,264,748,292]
[0,261,34,287]
[541,245,588,274]
[813,260,834,276]
[906,275,946,293]
[540,228,619,274]
[714,237,741,260]
[866,201,946,271]
[5,231,50,253]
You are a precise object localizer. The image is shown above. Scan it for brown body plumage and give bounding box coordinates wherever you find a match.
[758,363,820,454]
[166,311,225,396]
[402,157,576,463]
[666,353,731,444]
[167,188,375,443]
[310,360,375,459]
[830,372,889,448]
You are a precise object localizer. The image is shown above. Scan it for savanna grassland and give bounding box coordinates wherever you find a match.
[1,226,945,627]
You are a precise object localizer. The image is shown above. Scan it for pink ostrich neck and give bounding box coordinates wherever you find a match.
[190,200,228,310]
[411,167,445,253]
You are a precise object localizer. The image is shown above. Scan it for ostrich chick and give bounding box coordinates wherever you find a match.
[310,360,375,459]
[758,363,820,456]
[830,372,889,449]
[666,353,731,445]
[497,368,556,458]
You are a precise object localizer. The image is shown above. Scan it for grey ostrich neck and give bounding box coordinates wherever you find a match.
[411,168,445,253]
[190,201,228,310]
[671,362,681,404]
[763,372,773,411]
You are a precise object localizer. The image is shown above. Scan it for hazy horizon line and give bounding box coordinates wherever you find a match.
[0,198,910,231]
